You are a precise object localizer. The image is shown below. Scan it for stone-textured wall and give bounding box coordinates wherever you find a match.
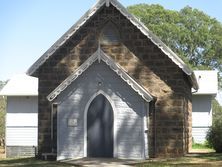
[36,4,192,157]
[6,146,36,158]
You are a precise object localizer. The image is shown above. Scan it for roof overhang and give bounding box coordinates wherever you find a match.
[0,74,38,96]
[27,0,198,90]
[47,48,154,102]
[192,70,218,95]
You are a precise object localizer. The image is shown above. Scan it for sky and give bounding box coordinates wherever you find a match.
[1,0,222,81]
[0,0,222,104]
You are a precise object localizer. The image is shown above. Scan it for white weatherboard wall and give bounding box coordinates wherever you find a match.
[0,74,38,157]
[192,71,218,143]
[56,61,148,160]
[6,96,38,146]
[192,95,212,143]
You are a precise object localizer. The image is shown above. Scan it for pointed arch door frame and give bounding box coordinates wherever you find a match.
[83,90,117,158]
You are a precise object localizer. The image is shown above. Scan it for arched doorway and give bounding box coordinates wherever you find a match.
[87,94,114,157]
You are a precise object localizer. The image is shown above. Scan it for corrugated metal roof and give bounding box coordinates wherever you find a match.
[193,70,218,95]
[0,74,38,96]
[26,0,198,90]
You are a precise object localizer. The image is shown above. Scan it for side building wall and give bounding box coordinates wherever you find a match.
[192,95,212,143]
[6,96,38,157]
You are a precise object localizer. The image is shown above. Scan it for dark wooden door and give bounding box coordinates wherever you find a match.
[87,94,113,157]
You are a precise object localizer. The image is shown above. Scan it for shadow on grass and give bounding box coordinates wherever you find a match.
[1,154,222,167]
[188,153,222,161]
[135,153,222,167]
[0,157,73,167]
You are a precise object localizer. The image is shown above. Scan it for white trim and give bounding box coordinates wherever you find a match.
[26,0,198,90]
[83,90,117,158]
[47,48,153,102]
[27,0,105,75]
[105,0,110,7]
[143,102,149,159]
[57,105,60,161]
[111,0,192,75]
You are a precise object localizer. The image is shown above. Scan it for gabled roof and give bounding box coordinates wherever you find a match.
[27,0,198,90]
[0,74,38,96]
[47,48,153,102]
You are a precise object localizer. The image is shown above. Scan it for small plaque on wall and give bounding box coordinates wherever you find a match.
[68,118,78,127]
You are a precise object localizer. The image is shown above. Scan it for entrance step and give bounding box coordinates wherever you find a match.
[41,153,57,160]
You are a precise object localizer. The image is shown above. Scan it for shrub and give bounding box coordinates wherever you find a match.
[206,123,222,153]
[206,99,222,153]
[0,96,6,138]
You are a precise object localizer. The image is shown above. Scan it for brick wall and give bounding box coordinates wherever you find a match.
[36,4,192,157]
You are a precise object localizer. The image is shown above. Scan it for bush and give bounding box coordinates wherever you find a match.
[0,96,6,138]
[206,123,222,153]
[206,99,222,153]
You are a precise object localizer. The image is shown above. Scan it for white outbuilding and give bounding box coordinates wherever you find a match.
[192,70,218,143]
[0,74,38,157]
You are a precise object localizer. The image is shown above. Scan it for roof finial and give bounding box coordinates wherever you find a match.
[106,0,110,7]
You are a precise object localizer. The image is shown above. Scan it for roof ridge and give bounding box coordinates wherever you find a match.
[27,0,198,90]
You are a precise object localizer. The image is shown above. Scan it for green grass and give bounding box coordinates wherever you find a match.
[192,143,211,149]
[194,153,222,161]
[135,153,222,167]
[0,157,74,167]
[0,153,222,167]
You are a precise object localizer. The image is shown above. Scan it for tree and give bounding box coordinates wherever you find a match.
[0,81,6,138]
[0,81,7,91]
[128,4,222,88]
[206,99,222,152]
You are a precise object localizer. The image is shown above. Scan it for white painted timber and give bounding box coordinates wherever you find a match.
[193,70,218,95]
[192,95,212,143]
[47,48,153,102]
[6,128,38,146]
[56,61,148,160]
[192,127,209,144]
[192,70,218,143]
[6,96,38,146]
[0,74,38,96]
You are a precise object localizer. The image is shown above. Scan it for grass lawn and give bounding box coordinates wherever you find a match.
[0,158,73,167]
[136,153,222,167]
[0,153,221,167]
[192,142,215,153]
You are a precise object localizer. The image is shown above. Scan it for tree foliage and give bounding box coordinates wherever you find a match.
[0,81,7,91]
[0,81,6,138]
[128,4,222,88]
[0,96,6,138]
[206,99,222,152]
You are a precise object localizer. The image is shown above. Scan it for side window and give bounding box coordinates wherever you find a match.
[100,22,120,45]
